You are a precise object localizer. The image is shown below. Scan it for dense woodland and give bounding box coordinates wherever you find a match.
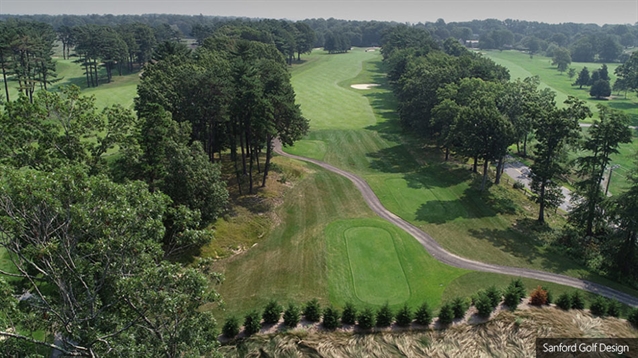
[1,13,638,355]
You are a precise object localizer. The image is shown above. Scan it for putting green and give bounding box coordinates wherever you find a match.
[325,218,468,309]
[345,226,410,305]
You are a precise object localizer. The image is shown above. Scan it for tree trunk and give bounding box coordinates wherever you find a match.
[1,56,9,102]
[480,159,489,191]
[523,134,528,157]
[472,156,478,173]
[255,146,261,174]
[495,156,504,185]
[444,147,449,161]
[262,136,272,187]
[538,181,546,223]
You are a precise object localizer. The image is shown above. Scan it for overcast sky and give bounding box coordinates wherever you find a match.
[1,0,637,25]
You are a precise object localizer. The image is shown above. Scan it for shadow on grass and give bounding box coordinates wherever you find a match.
[414,180,517,224]
[466,218,591,275]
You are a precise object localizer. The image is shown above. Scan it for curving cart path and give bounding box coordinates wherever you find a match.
[274,141,638,307]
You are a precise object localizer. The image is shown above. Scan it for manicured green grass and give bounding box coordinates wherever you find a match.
[482,50,633,121]
[1,58,140,110]
[326,218,467,308]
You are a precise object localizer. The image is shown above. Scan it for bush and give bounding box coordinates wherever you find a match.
[571,291,585,310]
[341,302,357,325]
[451,297,470,319]
[607,300,621,318]
[395,304,413,327]
[513,180,525,190]
[222,316,240,338]
[543,286,553,305]
[503,285,523,309]
[303,298,322,322]
[589,296,608,316]
[485,286,503,308]
[322,306,341,330]
[376,302,394,327]
[357,307,376,330]
[262,299,283,324]
[474,292,494,317]
[556,293,572,310]
[283,303,301,327]
[508,279,526,299]
[415,301,433,326]
[243,310,262,336]
[529,286,548,306]
[628,308,638,327]
[438,302,454,325]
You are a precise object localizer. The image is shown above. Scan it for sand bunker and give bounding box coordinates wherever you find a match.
[351,84,379,90]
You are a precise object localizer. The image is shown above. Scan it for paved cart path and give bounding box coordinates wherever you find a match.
[274,141,638,307]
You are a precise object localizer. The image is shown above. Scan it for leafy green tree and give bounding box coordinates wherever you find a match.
[341,302,357,325]
[474,292,494,317]
[606,169,638,278]
[262,299,283,324]
[598,35,622,62]
[552,47,572,73]
[303,299,322,322]
[571,291,585,309]
[283,303,301,327]
[571,37,595,62]
[293,21,316,60]
[530,97,587,222]
[485,285,503,308]
[570,105,632,236]
[568,67,576,80]
[395,304,413,327]
[628,308,638,327]
[574,67,591,89]
[556,293,572,310]
[322,306,341,330]
[607,300,621,317]
[376,302,394,327]
[589,296,608,316]
[590,80,612,99]
[0,167,220,357]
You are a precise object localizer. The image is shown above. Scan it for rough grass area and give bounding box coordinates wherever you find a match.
[218,307,638,357]
[326,218,467,308]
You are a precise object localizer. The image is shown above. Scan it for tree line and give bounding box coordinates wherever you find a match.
[0,24,308,355]
[382,27,638,284]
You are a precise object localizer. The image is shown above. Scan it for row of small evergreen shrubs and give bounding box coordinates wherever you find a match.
[222,280,638,338]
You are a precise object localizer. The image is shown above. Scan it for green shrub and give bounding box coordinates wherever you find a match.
[222,316,240,338]
[395,304,413,327]
[508,279,526,299]
[451,297,470,319]
[303,298,322,322]
[556,293,572,310]
[341,302,357,325]
[438,302,454,325]
[485,286,503,308]
[322,306,341,330]
[571,291,585,310]
[414,301,433,326]
[283,303,301,327]
[589,296,608,316]
[376,302,394,327]
[357,307,376,330]
[262,299,283,324]
[607,300,621,318]
[542,286,553,305]
[513,180,525,190]
[628,308,638,327]
[503,286,522,310]
[474,292,494,317]
[243,310,262,336]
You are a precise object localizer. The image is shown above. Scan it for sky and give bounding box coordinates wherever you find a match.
[1,0,637,25]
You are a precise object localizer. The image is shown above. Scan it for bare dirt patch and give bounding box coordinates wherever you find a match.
[350,84,379,90]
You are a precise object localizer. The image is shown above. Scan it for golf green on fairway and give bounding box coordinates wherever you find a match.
[326,218,467,308]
